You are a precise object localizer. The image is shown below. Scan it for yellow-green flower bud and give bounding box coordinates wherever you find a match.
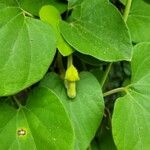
[65,65,80,81]
[64,64,79,99]
[66,81,76,99]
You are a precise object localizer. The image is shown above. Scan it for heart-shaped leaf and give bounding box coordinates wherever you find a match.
[112,43,150,150]
[40,72,104,150]
[0,87,74,149]
[127,0,150,42]
[60,0,132,62]
[0,6,56,96]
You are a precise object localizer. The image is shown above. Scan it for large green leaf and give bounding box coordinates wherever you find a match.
[40,72,104,150]
[0,6,56,96]
[112,43,150,150]
[60,0,132,62]
[127,0,150,42]
[0,87,74,149]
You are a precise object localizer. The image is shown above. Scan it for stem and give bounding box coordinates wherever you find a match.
[67,55,73,68]
[101,63,112,87]
[103,0,132,97]
[103,87,126,97]
[13,96,22,108]
[57,52,65,77]
[123,0,132,22]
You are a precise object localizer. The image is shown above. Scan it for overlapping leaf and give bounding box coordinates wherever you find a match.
[40,72,104,150]
[60,0,132,62]
[112,43,150,150]
[39,5,73,56]
[0,87,74,150]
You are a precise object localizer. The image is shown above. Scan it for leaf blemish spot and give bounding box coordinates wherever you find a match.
[17,128,27,136]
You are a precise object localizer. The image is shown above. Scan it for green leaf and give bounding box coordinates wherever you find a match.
[68,0,78,6]
[0,0,17,8]
[0,0,67,16]
[68,0,83,8]
[0,87,74,149]
[112,43,150,150]
[39,5,73,56]
[40,72,104,150]
[127,0,150,42]
[0,7,56,96]
[60,0,132,62]
[39,5,61,26]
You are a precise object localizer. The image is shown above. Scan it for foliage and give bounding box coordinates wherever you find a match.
[0,0,149,149]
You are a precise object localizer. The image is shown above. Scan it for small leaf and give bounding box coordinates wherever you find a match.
[39,5,73,56]
[0,7,56,96]
[112,43,150,150]
[39,5,61,27]
[60,0,132,62]
[57,35,74,56]
[40,72,104,150]
[127,0,150,42]
[0,87,74,149]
